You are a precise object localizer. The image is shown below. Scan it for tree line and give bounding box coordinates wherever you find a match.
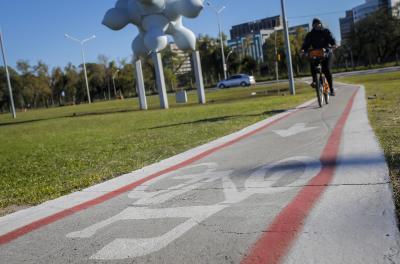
[0,37,264,112]
[1,6,399,112]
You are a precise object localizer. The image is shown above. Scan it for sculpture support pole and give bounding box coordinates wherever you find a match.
[151,52,169,109]
[192,51,206,104]
[135,59,148,110]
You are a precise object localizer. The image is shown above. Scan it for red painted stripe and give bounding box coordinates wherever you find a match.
[241,89,359,264]
[0,106,304,245]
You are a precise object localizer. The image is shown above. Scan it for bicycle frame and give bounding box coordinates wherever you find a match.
[309,49,330,107]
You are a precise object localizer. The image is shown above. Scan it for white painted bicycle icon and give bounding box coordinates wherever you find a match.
[67,156,321,260]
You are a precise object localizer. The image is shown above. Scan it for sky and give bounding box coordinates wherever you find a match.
[0,0,364,70]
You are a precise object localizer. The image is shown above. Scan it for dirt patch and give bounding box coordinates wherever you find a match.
[0,205,31,217]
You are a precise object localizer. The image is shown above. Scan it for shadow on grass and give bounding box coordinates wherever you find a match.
[147,109,289,130]
[146,103,319,130]
[0,88,310,127]
[0,108,140,127]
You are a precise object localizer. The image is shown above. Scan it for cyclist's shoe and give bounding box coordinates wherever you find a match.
[330,90,336,96]
[310,82,317,88]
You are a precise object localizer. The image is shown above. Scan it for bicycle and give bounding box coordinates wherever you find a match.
[308,49,331,107]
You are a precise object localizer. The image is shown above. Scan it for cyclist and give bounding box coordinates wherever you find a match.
[301,18,337,96]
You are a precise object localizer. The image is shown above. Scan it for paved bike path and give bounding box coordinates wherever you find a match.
[0,84,399,263]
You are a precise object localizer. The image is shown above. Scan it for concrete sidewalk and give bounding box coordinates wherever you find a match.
[284,86,399,264]
[0,83,398,264]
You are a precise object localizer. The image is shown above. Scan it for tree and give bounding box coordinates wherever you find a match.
[86,63,106,101]
[197,35,220,85]
[17,60,35,108]
[98,54,112,100]
[240,56,257,75]
[0,66,22,111]
[347,6,400,65]
[51,67,65,105]
[33,61,52,107]
[290,27,309,75]
[64,63,79,104]
[116,59,136,98]
[108,60,119,98]
[264,27,308,77]
[264,31,285,77]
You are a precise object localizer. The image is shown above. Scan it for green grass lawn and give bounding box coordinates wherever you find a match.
[0,83,314,215]
[339,72,400,218]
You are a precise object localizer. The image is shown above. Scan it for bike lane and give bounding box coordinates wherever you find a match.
[1,84,397,263]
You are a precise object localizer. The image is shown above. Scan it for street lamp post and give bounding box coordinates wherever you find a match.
[280,0,296,95]
[206,1,227,80]
[65,34,96,104]
[0,29,16,119]
[112,69,120,98]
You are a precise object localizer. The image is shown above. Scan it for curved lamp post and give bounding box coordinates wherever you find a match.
[65,34,96,104]
[0,29,16,118]
[206,1,227,80]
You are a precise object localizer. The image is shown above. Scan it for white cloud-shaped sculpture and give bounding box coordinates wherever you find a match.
[103,0,204,59]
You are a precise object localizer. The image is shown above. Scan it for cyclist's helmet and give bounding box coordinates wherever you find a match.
[312,18,323,30]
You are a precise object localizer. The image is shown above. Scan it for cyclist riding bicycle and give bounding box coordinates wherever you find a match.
[301,18,337,96]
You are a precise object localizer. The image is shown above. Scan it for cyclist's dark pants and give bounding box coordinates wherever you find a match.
[310,55,333,92]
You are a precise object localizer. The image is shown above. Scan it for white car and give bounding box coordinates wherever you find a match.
[217,74,256,88]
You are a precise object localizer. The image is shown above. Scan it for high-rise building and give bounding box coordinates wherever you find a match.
[339,10,354,43]
[289,24,310,36]
[229,15,282,40]
[166,43,192,75]
[353,0,383,22]
[228,17,309,63]
[340,0,400,43]
[227,34,266,63]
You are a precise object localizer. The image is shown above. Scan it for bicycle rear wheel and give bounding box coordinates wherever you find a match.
[316,75,323,108]
[324,91,330,105]
[322,76,330,105]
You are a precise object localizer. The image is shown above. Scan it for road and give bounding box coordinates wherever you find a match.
[255,66,400,87]
[1,83,399,263]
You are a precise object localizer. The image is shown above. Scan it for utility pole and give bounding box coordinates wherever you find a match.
[0,29,16,118]
[280,0,296,95]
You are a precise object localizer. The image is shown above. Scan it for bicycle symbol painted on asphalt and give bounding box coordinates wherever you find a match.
[67,156,321,260]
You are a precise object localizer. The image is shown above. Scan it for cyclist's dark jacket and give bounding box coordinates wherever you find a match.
[301,28,336,51]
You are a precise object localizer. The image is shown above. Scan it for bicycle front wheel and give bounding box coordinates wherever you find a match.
[322,76,330,105]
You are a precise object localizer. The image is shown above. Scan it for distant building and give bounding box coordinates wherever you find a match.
[167,43,192,75]
[339,10,354,43]
[227,34,266,63]
[340,0,400,43]
[353,0,381,22]
[227,20,309,63]
[229,15,282,40]
[289,24,309,35]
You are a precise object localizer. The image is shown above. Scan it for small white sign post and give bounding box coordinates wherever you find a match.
[135,59,148,110]
[192,51,206,104]
[152,52,169,109]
